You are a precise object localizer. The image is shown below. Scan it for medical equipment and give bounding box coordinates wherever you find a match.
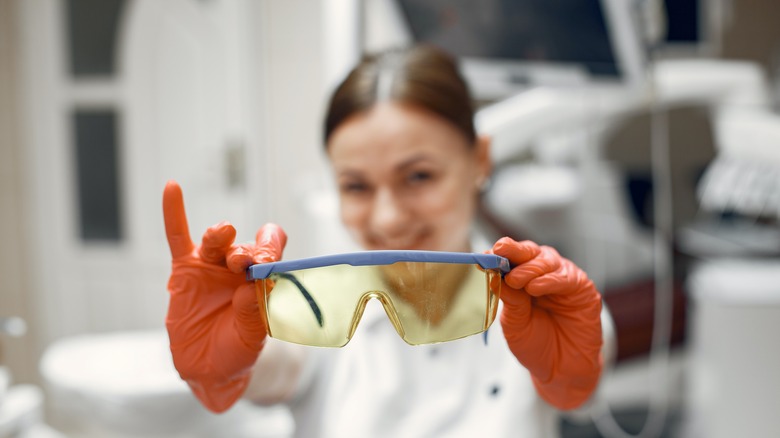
[676,61,780,438]
[392,0,647,100]
[684,258,780,438]
[248,251,509,347]
[471,26,779,430]
[696,107,780,220]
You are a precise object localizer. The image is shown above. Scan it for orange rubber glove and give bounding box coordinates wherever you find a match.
[492,237,603,410]
[163,180,287,413]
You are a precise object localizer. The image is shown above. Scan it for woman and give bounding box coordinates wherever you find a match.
[163,45,603,437]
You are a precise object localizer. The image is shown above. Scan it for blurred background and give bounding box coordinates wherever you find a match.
[1,0,779,437]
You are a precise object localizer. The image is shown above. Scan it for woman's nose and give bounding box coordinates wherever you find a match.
[370,188,410,237]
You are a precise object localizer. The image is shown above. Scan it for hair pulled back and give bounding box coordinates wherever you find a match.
[324,45,476,146]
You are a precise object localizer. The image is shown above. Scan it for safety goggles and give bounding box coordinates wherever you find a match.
[247,251,510,347]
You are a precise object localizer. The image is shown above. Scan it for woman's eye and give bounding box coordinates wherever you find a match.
[341,182,369,194]
[407,171,433,184]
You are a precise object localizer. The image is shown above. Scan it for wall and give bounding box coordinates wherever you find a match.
[721,0,780,79]
[0,0,38,384]
[247,0,337,259]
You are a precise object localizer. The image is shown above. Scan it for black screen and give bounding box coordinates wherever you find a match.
[396,0,621,77]
[663,0,701,43]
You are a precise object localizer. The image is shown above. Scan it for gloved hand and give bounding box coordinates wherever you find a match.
[163,180,287,413]
[492,237,603,410]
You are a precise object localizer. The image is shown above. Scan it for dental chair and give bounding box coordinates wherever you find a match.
[477,56,779,437]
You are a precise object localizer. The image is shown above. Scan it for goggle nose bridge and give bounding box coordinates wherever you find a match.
[347,290,408,343]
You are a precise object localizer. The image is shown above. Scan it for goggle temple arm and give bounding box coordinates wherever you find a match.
[482,257,512,346]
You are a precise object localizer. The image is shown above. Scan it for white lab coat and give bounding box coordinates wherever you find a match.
[285,300,560,438]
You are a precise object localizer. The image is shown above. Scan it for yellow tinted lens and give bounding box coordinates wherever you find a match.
[379,262,500,345]
[256,262,501,347]
[260,265,372,347]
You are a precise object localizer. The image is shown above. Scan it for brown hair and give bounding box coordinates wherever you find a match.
[323,45,476,146]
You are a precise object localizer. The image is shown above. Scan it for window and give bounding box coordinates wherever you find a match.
[65,0,125,77]
[72,110,122,241]
[64,0,126,242]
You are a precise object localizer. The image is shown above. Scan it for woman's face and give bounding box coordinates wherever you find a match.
[327,101,491,252]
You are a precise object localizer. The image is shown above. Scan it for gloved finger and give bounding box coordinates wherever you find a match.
[498,278,531,307]
[496,269,533,338]
[503,246,562,291]
[226,224,288,272]
[492,237,541,264]
[253,223,287,264]
[163,180,195,259]
[526,259,592,297]
[233,283,267,350]
[498,287,533,339]
[226,243,256,273]
[199,221,237,264]
[526,273,576,297]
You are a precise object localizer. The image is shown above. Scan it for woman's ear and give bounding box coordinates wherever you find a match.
[475,134,493,191]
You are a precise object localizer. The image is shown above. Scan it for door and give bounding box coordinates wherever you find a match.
[17,0,260,348]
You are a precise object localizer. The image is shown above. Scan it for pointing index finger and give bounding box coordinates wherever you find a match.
[163,180,195,259]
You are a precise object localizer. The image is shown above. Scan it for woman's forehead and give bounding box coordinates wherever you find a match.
[327,102,470,167]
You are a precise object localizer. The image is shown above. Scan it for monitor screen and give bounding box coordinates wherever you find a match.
[392,0,647,99]
[397,0,619,76]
